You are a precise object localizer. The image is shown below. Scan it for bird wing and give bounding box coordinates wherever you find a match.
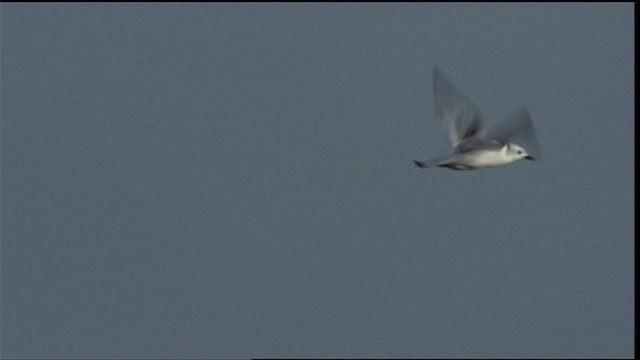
[433,66,487,147]
[454,138,505,153]
[490,106,541,159]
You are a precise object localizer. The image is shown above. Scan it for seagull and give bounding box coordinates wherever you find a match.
[413,67,540,170]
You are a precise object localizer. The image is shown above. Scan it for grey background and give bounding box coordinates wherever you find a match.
[0,3,634,359]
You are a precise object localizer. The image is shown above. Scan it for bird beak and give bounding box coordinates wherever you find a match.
[524,156,535,161]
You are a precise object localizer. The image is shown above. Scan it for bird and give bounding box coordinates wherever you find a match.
[413,67,540,170]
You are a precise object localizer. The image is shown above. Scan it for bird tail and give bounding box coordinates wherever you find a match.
[413,160,428,168]
[413,154,451,169]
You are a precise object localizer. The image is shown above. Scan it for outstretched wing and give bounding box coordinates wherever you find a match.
[433,66,487,147]
[490,106,541,159]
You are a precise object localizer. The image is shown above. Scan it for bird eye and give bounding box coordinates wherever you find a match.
[517,150,522,154]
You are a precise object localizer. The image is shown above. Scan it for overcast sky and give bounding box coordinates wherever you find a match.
[1,3,634,359]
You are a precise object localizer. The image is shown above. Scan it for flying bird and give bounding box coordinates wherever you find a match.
[414,67,540,170]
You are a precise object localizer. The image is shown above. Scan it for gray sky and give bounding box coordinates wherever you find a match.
[1,3,634,359]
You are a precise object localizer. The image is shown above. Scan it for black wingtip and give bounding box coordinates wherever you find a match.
[413,160,426,168]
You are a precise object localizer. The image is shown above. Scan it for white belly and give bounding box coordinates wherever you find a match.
[443,149,515,170]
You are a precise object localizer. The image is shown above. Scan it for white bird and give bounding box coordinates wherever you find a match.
[414,67,540,170]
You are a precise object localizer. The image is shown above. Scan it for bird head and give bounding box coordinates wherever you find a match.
[508,143,535,161]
